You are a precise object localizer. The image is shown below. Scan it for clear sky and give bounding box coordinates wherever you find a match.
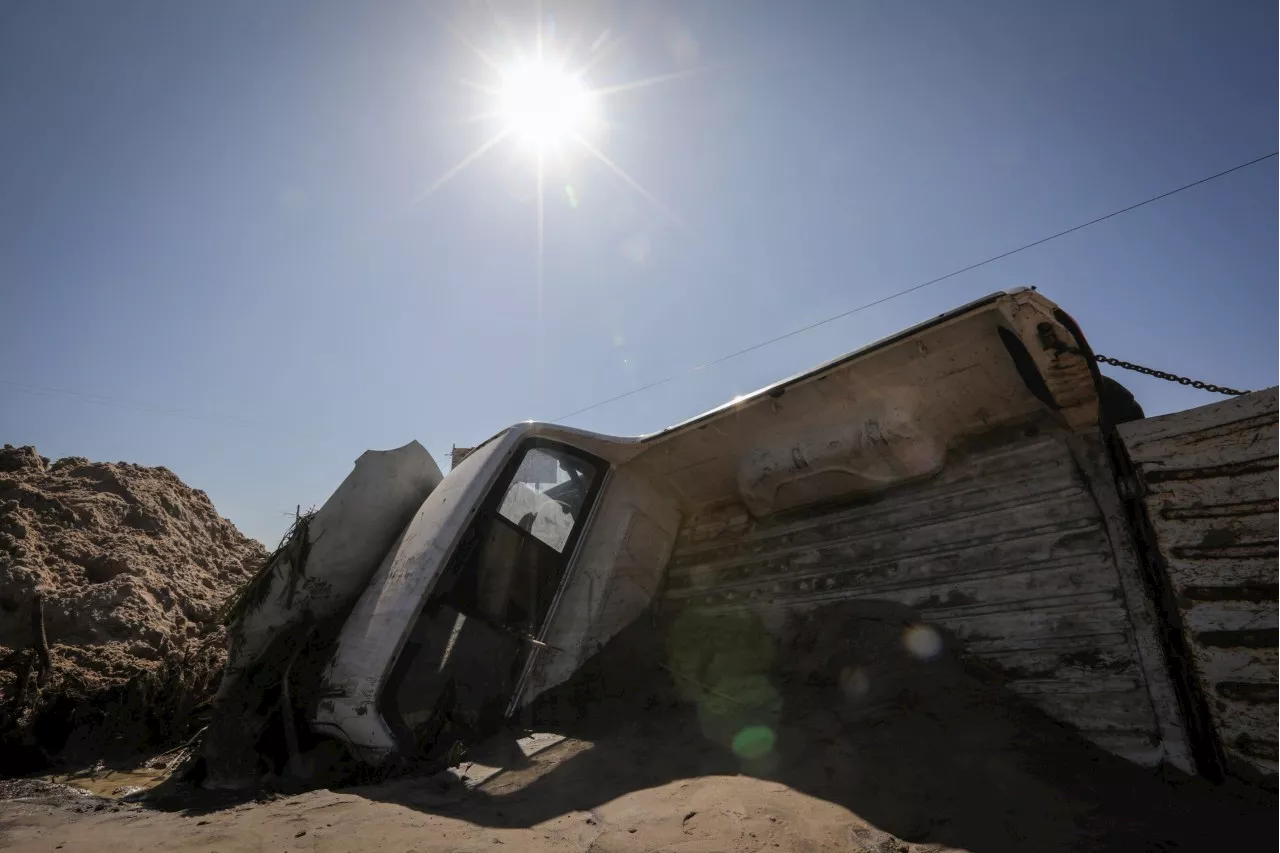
[2,0,1276,545]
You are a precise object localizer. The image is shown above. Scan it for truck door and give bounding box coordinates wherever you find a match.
[381,441,605,759]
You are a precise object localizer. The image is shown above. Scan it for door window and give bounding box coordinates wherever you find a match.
[495,447,599,554]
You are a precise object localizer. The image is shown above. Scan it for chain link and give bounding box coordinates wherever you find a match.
[1094,354,1249,397]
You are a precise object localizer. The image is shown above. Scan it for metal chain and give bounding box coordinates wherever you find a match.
[1094,354,1249,397]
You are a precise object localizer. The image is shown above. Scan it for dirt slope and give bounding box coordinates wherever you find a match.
[0,445,266,773]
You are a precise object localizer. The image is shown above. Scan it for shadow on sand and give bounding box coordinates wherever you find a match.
[151,601,1274,852]
[363,602,1274,851]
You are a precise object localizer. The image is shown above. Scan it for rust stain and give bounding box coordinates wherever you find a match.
[916,589,981,609]
[1170,541,1278,561]
[1143,456,1278,485]
[1179,584,1278,603]
[1180,411,1277,445]
[1233,735,1279,762]
[1214,682,1278,703]
[1195,629,1278,649]
[1162,498,1277,520]
[1053,529,1101,552]
[1197,528,1241,548]
[1059,649,1133,673]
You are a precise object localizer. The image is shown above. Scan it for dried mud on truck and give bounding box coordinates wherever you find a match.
[205,289,1277,794]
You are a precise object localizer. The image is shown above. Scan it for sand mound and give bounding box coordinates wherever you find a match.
[0,444,266,774]
[506,601,1273,851]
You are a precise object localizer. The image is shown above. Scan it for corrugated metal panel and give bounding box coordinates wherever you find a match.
[1119,387,1278,781]
[664,429,1166,766]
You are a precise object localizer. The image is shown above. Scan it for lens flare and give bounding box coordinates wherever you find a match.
[903,624,943,660]
[838,665,871,699]
[732,724,777,760]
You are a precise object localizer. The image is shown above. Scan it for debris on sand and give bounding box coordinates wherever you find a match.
[0,444,266,775]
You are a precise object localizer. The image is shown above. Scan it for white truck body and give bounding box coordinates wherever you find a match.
[213,289,1277,787]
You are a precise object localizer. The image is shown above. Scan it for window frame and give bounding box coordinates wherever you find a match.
[481,438,609,579]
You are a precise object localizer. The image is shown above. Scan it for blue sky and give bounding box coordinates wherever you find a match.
[1,0,1275,544]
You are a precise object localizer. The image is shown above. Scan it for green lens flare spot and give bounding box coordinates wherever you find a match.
[731,725,776,760]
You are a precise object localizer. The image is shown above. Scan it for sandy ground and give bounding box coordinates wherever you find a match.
[2,691,1273,853]
[3,602,1272,852]
[0,766,921,853]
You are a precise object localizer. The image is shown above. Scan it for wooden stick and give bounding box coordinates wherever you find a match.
[31,593,51,682]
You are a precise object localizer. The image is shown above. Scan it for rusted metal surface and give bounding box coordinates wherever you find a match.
[1119,387,1278,782]
[665,424,1171,767]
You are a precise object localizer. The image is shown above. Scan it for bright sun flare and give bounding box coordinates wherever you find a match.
[417,19,697,239]
[415,16,702,344]
[498,60,594,151]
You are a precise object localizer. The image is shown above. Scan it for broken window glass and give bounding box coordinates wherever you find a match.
[495,447,598,553]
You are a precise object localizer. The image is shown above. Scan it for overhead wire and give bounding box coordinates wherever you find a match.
[2,151,1274,433]
[549,150,1278,423]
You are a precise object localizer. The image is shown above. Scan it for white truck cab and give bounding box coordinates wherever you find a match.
[311,424,652,764]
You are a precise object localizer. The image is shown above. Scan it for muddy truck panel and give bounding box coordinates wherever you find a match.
[229,288,1271,786]
[1118,387,1279,784]
[595,288,1193,771]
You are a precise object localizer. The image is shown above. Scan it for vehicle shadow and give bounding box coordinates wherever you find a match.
[356,601,1275,853]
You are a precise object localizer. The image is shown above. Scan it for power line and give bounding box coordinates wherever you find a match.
[3,152,1273,435]
[550,150,1278,423]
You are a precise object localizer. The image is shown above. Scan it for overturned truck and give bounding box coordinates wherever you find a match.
[207,289,1278,789]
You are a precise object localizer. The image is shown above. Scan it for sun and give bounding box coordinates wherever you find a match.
[498,59,595,151]
[416,17,700,232]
